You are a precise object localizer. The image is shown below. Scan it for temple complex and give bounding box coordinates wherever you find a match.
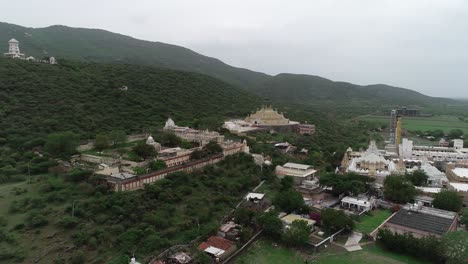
[163,118,224,146]
[223,105,316,135]
[244,106,293,126]
[342,141,404,181]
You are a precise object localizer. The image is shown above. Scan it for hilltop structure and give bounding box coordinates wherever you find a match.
[4,39,24,58]
[4,39,57,64]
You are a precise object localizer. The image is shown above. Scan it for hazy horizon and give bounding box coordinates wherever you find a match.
[2,0,467,98]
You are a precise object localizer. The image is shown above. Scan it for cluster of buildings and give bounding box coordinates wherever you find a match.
[224,106,315,135]
[341,107,468,207]
[163,118,224,146]
[4,39,57,64]
[79,118,250,191]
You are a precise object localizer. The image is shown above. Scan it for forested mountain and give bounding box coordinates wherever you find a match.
[0,58,259,145]
[0,22,270,90]
[0,21,460,110]
[253,73,455,107]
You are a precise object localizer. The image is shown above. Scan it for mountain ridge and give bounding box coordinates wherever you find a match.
[0,21,457,108]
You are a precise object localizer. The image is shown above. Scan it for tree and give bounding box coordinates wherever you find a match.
[430,129,445,138]
[234,207,256,226]
[133,166,146,176]
[282,220,311,246]
[132,143,156,159]
[94,134,110,151]
[319,173,373,196]
[257,210,283,238]
[109,130,127,145]
[383,175,417,203]
[150,160,167,171]
[273,189,306,213]
[154,132,181,147]
[405,170,428,186]
[203,141,222,155]
[448,129,464,139]
[461,209,468,230]
[432,190,463,212]
[441,231,468,264]
[44,131,79,158]
[280,176,294,191]
[321,208,354,234]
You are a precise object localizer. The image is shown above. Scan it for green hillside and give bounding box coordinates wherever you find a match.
[1,21,464,111]
[254,73,455,109]
[0,57,259,144]
[0,22,270,90]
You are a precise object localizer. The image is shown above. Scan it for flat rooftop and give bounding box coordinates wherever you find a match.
[452,168,468,178]
[449,182,468,192]
[283,162,312,170]
[386,205,457,236]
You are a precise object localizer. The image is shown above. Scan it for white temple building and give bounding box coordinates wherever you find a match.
[344,141,402,180]
[4,39,25,58]
[412,159,448,187]
[163,118,224,146]
[146,135,162,151]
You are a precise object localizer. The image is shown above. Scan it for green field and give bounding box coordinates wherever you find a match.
[316,244,429,264]
[234,240,305,264]
[235,240,428,264]
[360,115,468,134]
[356,209,393,234]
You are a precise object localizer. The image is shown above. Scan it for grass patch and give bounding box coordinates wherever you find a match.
[235,240,305,264]
[316,244,429,264]
[235,240,428,264]
[356,209,392,234]
[360,115,468,134]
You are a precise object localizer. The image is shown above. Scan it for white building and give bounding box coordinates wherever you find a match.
[341,196,376,213]
[453,139,464,150]
[345,141,401,178]
[418,161,448,187]
[399,138,468,162]
[4,39,25,58]
[146,135,162,152]
[275,162,317,184]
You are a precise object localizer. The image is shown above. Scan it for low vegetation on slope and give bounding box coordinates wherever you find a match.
[0,154,262,263]
[0,57,259,146]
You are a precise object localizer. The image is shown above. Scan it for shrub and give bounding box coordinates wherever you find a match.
[70,251,86,264]
[58,216,79,229]
[25,212,48,228]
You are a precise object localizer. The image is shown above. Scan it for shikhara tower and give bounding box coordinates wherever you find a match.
[4,38,25,58]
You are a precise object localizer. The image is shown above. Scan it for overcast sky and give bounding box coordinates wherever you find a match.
[2,0,467,97]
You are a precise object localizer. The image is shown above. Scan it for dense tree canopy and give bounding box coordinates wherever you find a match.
[448,129,464,139]
[44,131,80,158]
[94,134,110,151]
[319,173,373,196]
[282,220,311,246]
[405,170,428,186]
[257,210,283,238]
[131,143,157,160]
[432,190,463,212]
[321,208,354,234]
[383,175,417,203]
[442,231,468,264]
